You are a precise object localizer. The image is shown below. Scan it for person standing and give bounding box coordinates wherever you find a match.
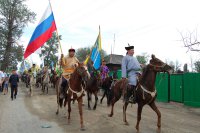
[3,76,9,95]
[0,70,5,92]
[9,69,19,100]
[121,44,141,104]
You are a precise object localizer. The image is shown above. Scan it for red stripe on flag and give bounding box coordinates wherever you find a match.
[24,21,56,58]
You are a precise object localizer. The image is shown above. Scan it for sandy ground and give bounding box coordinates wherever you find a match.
[0,82,200,133]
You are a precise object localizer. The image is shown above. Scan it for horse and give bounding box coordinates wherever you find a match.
[56,63,90,130]
[108,54,172,131]
[36,73,42,88]
[28,71,37,96]
[41,70,50,94]
[85,69,101,110]
[50,69,59,88]
[100,76,114,106]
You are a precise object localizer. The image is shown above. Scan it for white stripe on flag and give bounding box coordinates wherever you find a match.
[38,4,52,24]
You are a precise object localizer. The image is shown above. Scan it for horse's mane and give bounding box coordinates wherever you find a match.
[139,65,149,84]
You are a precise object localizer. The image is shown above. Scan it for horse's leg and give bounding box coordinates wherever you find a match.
[108,97,117,117]
[56,84,60,115]
[123,101,129,125]
[136,104,144,131]
[93,91,98,110]
[149,101,161,128]
[100,88,106,104]
[67,95,71,124]
[87,91,91,110]
[56,97,60,115]
[29,84,32,96]
[47,84,48,94]
[78,97,85,130]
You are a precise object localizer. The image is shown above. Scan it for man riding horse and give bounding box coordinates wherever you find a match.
[122,44,142,104]
[60,47,79,99]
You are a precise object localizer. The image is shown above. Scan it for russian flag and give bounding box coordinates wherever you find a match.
[24,4,57,59]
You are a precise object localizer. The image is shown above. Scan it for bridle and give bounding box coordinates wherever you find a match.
[148,62,167,72]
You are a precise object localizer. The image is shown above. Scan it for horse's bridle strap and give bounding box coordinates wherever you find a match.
[137,85,157,98]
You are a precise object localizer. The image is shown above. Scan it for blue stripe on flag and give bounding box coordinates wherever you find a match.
[93,52,101,69]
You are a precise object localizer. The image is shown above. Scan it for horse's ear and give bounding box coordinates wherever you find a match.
[78,62,84,67]
[151,54,156,59]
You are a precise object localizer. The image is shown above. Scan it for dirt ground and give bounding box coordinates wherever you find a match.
[0,82,200,133]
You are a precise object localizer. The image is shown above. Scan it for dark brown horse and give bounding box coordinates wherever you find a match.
[85,70,101,110]
[50,69,59,88]
[100,76,114,106]
[56,63,90,130]
[108,54,172,131]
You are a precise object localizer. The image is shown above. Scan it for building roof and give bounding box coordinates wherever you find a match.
[104,54,123,65]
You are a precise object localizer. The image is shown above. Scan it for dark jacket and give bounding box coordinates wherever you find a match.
[9,74,19,86]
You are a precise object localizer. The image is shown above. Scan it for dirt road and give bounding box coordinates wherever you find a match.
[0,82,200,133]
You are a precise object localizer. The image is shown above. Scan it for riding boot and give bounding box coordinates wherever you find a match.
[125,85,132,103]
[128,85,136,104]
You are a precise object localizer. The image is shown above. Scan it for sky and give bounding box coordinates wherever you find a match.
[21,0,200,70]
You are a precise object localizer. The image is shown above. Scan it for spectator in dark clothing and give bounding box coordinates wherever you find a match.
[9,69,19,100]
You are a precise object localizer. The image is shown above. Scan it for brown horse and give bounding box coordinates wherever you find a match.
[108,54,172,131]
[50,69,59,88]
[85,70,101,110]
[56,63,90,130]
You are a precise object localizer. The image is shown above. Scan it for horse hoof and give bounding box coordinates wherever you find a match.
[108,114,113,117]
[80,126,86,131]
[124,121,129,126]
[93,107,96,110]
[157,124,161,128]
[56,111,58,115]
[135,125,139,131]
[88,107,91,110]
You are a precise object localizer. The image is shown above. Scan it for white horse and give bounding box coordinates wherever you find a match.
[29,71,37,96]
[42,70,50,94]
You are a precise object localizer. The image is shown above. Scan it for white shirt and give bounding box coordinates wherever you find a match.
[0,71,5,78]
[0,71,5,85]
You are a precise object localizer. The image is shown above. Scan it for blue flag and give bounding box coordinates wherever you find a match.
[90,26,102,70]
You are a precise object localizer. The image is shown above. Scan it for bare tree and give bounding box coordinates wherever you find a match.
[179,29,200,52]
[175,60,181,73]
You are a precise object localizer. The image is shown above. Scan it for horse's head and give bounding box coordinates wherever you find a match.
[149,54,172,74]
[75,62,90,82]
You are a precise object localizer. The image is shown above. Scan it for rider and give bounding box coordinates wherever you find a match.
[121,44,142,104]
[29,63,39,77]
[60,47,79,98]
[100,59,109,81]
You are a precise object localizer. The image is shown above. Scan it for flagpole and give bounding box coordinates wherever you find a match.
[48,0,63,54]
[99,25,103,61]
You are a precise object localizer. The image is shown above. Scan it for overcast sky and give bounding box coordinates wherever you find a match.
[21,0,200,70]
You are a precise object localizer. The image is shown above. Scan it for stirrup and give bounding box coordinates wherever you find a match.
[128,96,136,104]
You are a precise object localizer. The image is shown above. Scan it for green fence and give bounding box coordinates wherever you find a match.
[155,73,169,102]
[109,70,122,79]
[170,74,183,103]
[183,73,200,107]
